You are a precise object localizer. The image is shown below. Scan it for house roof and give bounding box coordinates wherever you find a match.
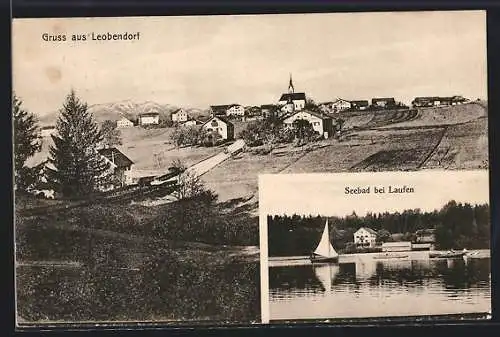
[281,109,332,121]
[203,115,234,127]
[355,227,378,235]
[332,98,352,104]
[372,97,396,103]
[350,100,369,106]
[381,241,412,246]
[138,112,160,117]
[279,92,306,102]
[172,108,186,115]
[98,147,134,168]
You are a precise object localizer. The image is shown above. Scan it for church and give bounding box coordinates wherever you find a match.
[278,74,306,114]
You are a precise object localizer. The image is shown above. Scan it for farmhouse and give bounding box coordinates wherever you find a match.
[40,125,56,137]
[171,108,189,123]
[354,227,377,248]
[98,147,134,189]
[138,112,160,125]
[350,100,369,111]
[278,74,306,113]
[372,97,396,108]
[261,104,280,118]
[330,98,352,113]
[209,104,245,117]
[381,241,412,252]
[282,110,334,138]
[202,115,234,141]
[116,116,134,128]
[412,96,468,108]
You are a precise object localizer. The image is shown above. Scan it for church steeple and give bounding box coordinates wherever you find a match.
[288,73,295,94]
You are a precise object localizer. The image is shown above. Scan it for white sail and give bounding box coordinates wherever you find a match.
[313,264,340,292]
[313,220,339,258]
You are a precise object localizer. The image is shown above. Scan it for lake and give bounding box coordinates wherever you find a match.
[268,253,491,321]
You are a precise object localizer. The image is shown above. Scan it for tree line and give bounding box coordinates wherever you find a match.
[267,200,490,256]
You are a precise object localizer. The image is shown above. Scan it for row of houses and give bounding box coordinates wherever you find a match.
[353,227,436,251]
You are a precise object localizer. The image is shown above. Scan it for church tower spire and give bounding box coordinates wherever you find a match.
[288,73,295,94]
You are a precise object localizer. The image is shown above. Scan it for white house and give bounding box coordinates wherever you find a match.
[226,104,245,117]
[330,98,352,113]
[282,110,333,138]
[171,108,188,123]
[354,227,377,248]
[116,117,134,128]
[202,115,234,140]
[138,112,160,125]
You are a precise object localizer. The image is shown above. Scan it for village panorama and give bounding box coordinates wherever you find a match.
[14,72,488,324]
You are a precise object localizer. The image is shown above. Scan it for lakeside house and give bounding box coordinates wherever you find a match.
[381,241,413,252]
[40,125,56,137]
[372,97,396,109]
[202,115,235,141]
[282,109,333,139]
[138,112,160,126]
[354,227,377,248]
[171,108,189,123]
[98,147,134,189]
[350,100,369,111]
[116,116,134,128]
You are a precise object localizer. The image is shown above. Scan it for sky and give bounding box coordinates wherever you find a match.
[259,170,490,217]
[12,11,487,115]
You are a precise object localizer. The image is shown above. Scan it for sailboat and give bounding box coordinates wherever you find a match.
[310,220,339,263]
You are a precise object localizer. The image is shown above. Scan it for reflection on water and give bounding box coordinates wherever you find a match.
[269,257,491,320]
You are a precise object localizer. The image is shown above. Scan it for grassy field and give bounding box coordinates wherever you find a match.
[202,103,488,202]
[15,194,259,323]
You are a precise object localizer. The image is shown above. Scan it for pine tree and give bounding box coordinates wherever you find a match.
[47,90,111,198]
[13,93,42,192]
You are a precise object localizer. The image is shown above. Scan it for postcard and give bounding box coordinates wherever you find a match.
[12,10,487,326]
[259,171,491,323]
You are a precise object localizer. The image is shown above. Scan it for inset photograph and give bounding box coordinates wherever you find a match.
[259,171,491,323]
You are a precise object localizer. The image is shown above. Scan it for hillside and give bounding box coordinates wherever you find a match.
[202,103,489,202]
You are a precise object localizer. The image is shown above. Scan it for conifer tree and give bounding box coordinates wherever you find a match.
[47,90,111,198]
[13,93,42,192]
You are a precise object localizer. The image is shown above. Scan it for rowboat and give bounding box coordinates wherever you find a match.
[373,253,409,260]
[429,250,466,259]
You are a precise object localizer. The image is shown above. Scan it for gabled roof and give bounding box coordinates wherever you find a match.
[281,109,332,121]
[279,92,306,102]
[172,108,186,115]
[332,98,352,104]
[372,97,396,103]
[98,147,134,168]
[261,104,279,109]
[138,112,160,117]
[203,115,234,127]
[355,227,378,235]
[350,100,369,106]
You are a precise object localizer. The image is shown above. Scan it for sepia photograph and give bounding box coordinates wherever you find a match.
[259,171,491,323]
[12,10,487,326]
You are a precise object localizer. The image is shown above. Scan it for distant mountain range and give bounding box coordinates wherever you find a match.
[36,100,209,126]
